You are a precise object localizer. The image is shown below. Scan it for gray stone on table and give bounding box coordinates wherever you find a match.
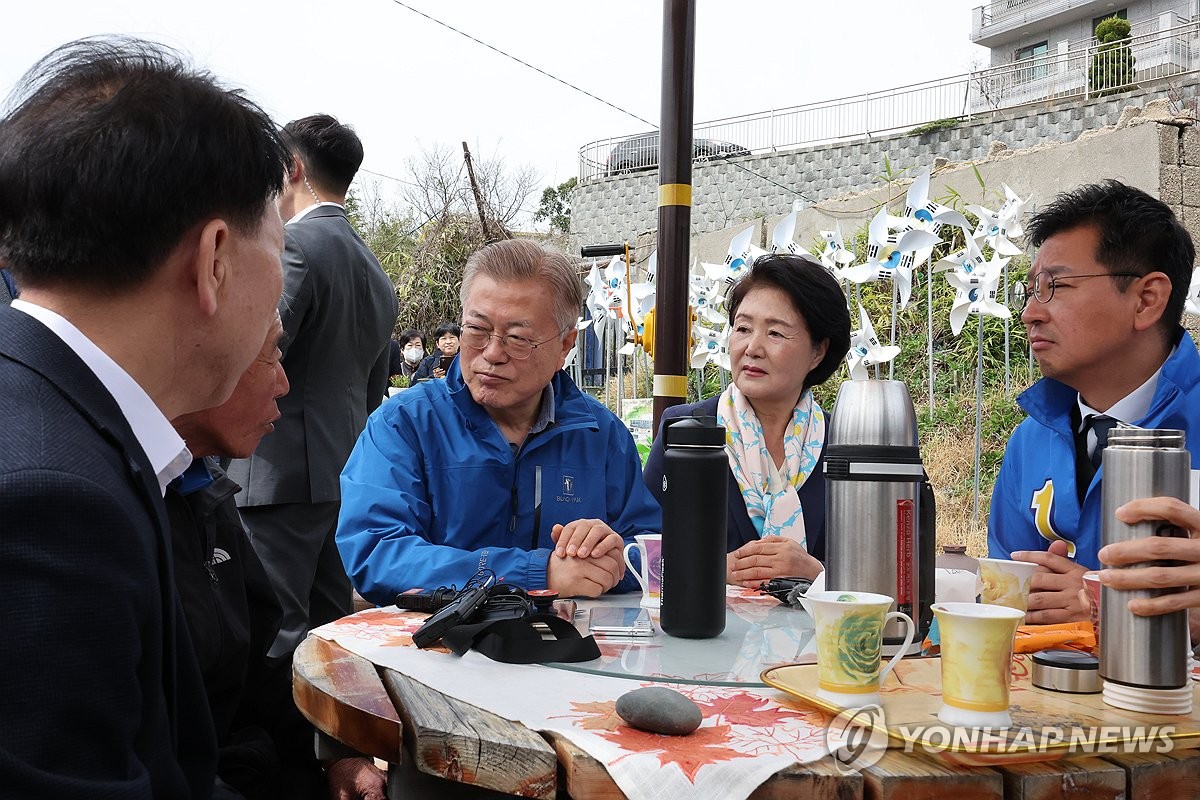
[615,687,703,736]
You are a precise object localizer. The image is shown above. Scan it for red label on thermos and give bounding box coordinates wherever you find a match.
[896,499,914,605]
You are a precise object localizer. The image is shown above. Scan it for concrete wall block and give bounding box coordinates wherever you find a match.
[1183,126,1200,166]
[1179,207,1200,249]
[1161,125,1181,166]
[576,93,1174,241]
[1181,165,1200,206]
[1161,166,1183,205]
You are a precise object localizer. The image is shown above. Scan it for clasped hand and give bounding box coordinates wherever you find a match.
[547,519,626,598]
[727,536,823,588]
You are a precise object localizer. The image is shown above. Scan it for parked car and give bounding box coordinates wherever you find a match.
[605,133,750,175]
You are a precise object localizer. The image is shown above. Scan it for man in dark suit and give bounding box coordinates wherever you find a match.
[0,268,16,305]
[0,36,289,798]
[228,114,398,657]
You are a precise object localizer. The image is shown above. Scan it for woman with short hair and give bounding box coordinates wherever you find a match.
[643,253,851,586]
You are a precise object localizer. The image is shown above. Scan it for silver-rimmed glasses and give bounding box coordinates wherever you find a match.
[459,322,567,360]
[1007,271,1140,311]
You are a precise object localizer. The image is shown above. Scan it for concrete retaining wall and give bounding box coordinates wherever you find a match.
[572,81,1200,248]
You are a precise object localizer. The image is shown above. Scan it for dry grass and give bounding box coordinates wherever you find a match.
[605,367,999,559]
[923,429,991,557]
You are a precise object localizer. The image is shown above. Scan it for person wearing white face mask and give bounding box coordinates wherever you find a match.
[388,328,426,387]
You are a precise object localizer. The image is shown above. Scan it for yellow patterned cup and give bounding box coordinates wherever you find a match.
[976,557,1038,612]
[933,602,1024,727]
[800,590,915,708]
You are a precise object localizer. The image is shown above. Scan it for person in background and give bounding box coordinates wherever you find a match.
[337,239,660,601]
[0,35,288,796]
[390,328,425,385]
[227,114,398,659]
[642,254,850,588]
[412,322,461,381]
[172,312,385,800]
[988,180,1200,624]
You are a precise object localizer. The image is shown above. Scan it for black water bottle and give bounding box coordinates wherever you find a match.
[660,415,727,639]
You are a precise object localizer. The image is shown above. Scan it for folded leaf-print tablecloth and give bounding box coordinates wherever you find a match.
[312,600,834,800]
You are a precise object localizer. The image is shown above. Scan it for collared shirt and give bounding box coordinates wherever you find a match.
[11,299,191,495]
[508,383,557,456]
[286,201,344,226]
[1076,349,1172,459]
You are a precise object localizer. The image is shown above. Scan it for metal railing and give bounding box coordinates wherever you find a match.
[970,21,1196,111]
[972,0,1112,42]
[578,20,1200,183]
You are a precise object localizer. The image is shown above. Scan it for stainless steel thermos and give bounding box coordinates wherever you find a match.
[1099,427,1191,690]
[660,415,727,639]
[823,380,936,645]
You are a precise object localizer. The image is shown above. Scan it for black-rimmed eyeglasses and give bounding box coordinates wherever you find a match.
[459,322,567,360]
[1007,271,1141,311]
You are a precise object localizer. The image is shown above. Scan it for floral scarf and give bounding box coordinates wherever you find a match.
[716,383,825,548]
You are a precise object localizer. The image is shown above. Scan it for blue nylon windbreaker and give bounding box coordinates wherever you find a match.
[337,361,661,604]
[988,328,1200,569]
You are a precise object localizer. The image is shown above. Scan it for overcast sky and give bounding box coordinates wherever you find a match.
[3,1,988,219]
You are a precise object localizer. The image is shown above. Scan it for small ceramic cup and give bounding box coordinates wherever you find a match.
[800,590,916,708]
[977,557,1039,613]
[933,602,1025,727]
[622,534,662,609]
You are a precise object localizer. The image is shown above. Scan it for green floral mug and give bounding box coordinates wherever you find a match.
[800,590,915,708]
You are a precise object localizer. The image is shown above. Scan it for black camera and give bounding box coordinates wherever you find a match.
[395,587,458,612]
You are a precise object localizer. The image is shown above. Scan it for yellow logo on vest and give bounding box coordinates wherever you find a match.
[1030,479,1076,557]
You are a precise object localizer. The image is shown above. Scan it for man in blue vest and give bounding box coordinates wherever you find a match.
[989,180,1200,625]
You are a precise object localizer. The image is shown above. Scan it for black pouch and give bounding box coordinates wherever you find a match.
[440,613,600,664]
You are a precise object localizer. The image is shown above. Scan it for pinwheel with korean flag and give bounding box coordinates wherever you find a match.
[818,221,856,279]
[582,259,611,346]
[725,224,765,276]
[902,167,973,411]
[769,207,814,257]
[901,167,972,268]
[692,261,730,325]
[690,321,731,371]
[840,208,939,311]
[943,250,1012,336]
[845,306,900,381]
[943,247,1013,529]
[563,316,595,369]
[628,250,657,345]
[967,184,1031,257]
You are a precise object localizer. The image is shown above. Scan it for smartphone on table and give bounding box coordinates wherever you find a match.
[588,606,654,637]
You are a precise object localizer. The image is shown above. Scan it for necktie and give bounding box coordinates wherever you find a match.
[1087,414,1118,471]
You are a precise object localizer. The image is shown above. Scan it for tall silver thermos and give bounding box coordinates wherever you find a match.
[823,380,935,647]
[660,416,728,639]
[1099,427,1191,704]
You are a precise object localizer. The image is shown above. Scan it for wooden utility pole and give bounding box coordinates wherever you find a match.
[462,142,494,242]
[652,0,695,432]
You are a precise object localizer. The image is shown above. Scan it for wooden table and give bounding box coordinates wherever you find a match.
[294,625,1200,800]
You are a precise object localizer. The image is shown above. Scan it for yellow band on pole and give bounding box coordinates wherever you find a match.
[658,184,692,207]
[654,374,689,397]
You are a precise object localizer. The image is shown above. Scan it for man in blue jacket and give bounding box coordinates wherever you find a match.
[337,239,661,602]
[989,180,1199,624]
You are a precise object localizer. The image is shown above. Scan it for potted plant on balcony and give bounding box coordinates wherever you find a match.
[1089,16,1136,96]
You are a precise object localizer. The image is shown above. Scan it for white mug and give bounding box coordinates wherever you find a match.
[622,534,662,609]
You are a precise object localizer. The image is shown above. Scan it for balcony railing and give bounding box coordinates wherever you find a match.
[578,20,1200,183]
[972,0,1106,43]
